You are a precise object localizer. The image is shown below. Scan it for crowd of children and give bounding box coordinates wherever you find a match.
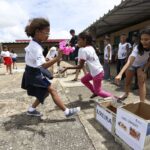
[62,28,150,104]
[1,17,149,118]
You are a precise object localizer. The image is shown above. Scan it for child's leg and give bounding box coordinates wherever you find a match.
[15,62,17,69]
[137,68,147,102]
[124,70,134,96]
[132,71,138,90]
[93,72,112,98]
[48,85,66,111]
[48,85,80,117]
[13,62,15,69]
[32,99,40,108]
[116,59,121,74]
[73,69,80,80]
[9,65,12,74]
[27,99,41,116]
[81,73,95,94]
[6,65,9,73]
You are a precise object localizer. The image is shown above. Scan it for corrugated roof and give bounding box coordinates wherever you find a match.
[85,0,150,37]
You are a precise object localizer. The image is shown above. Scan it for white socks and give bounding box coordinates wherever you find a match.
[64,108,69,115]
[28,106,36,112]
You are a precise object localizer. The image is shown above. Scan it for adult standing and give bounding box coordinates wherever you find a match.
[69,29,80,78]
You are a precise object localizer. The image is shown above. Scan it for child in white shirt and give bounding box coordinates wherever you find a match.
[10,50,18,69]
[1,45,12,74]
[103,37,112,80]
[62,32,118,100]
[21,18,80,117]
[115,28,150,102]
[46,46,58,74]
[116,34,132,79]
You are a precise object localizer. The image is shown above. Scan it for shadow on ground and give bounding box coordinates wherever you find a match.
[3,113,76,137]
[88,118,122,150]
[66,99,95,110]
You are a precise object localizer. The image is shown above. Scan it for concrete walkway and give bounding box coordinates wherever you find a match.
[0,62,149,150]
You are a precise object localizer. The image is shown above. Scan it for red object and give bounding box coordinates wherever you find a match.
[3,57,12,65]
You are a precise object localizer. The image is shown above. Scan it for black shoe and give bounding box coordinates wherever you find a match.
[26,110,42,117]
[90,94,97,99]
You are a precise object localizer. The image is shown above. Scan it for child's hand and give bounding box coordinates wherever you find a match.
[115,74,122,85]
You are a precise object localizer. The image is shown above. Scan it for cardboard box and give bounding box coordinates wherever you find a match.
[116,102,150,150]
[95,99,118,136]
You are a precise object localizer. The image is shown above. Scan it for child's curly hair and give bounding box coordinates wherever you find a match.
[25,18,50,38]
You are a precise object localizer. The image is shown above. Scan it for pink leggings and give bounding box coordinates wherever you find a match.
[81,72,113,98]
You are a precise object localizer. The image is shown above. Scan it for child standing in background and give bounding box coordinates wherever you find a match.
[116,33,132,79]
[10,49,18,69]
[21,18,80,117]
[46,46,58,75]
[1,45,12,74]
[103,37,112,80]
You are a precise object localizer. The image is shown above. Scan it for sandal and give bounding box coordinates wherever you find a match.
[71,78,78,81]
[90,94,97,99]
[118,94,128,100]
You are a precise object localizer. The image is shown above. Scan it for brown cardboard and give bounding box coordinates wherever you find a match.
[99,101,117,114]
[95,100,118,136]
[122,102,150,120]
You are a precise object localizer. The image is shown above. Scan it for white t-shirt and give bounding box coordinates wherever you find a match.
[25,40,46,68]
[1,51,11,57]
[78,46,103,77]
[11,53,17,58]
[104,44,112,60]
[118,42,132,59]
[46,50,58,60]
[130,46,150,67]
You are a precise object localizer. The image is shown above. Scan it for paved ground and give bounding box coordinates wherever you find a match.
[0,62,149,150]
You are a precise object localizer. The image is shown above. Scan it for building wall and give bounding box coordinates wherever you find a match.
[95,20,150,52]
[110,20,150,45]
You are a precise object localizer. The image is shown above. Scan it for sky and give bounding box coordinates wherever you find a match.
[0,0,121,42]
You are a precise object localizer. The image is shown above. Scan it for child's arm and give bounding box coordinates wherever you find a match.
[115,56,135,84]
[62,59,85,73]
[42,50,62,69]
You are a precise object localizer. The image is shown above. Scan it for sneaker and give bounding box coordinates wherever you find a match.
[65,107,81,118]
[26,110,42,117]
